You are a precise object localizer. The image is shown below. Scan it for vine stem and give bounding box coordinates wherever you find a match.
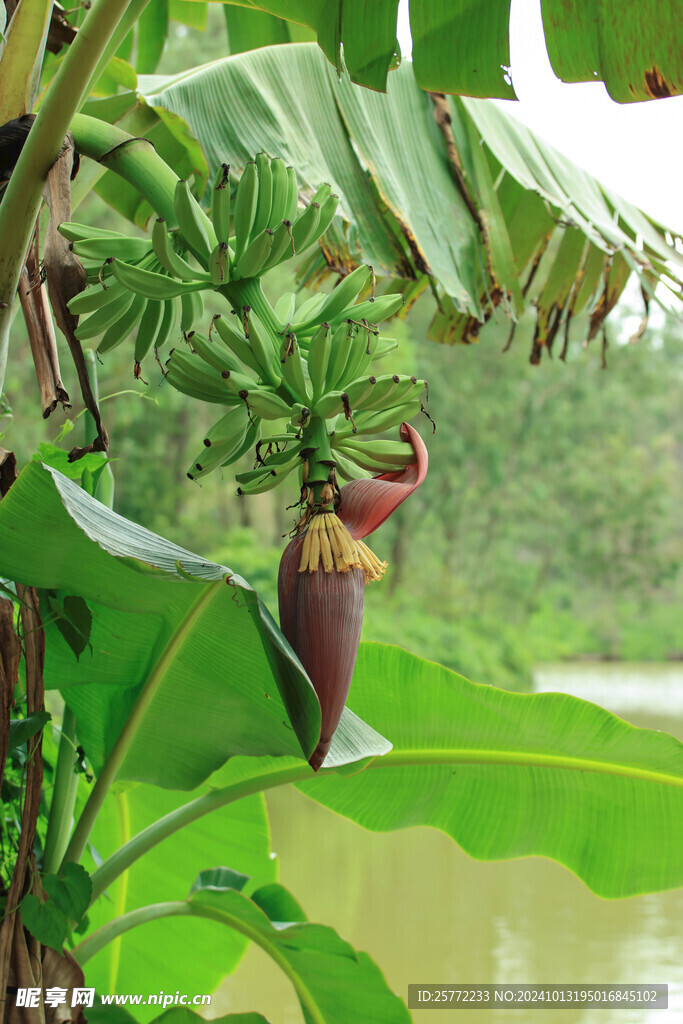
[61,581,223,869]
[0,0,135,391]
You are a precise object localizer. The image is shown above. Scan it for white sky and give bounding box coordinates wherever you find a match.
[397,0,683,234]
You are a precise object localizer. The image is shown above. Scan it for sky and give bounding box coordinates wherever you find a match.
[397,0,683,234]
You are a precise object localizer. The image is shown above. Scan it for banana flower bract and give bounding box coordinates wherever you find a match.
[278,423,428,770]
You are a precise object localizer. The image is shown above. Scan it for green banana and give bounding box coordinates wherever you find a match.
[343,375,376,408]
[234,227,274,279]
[98,292,147,354]
[331,292,404,329]
[252,153,272,237]
[279,334,310,404]
[289,403,311,428]
[71,236,151,262]
[342,434,417,466]
[165,348,238,405]
[151,295,181,356]
[285,165,299,223]
[332,449,372,482]
[233,161,259,261]
[111,259,208,300]
[152,218,210,282]
[316,193,339,239]
[244,309,282,387]
[375,335,399,359]
[188,330,251,376]
[208,242,231,286]
[274,291,296,329]
[307,322,331,401]
[174,179,217,262]
[313,390,347,418]
[292,264,371,332]
[134,299,165,364]
[358,373,401,410]
[188,435,245,479]
[244,389,294,421]
[268,158,288,228]
[290,201,320,254]
[220,368,260,397]
[202,405,251,449]
[311,183,332,207]
[211,163,232,244]
[324,320,355,392]
[58,222,135,243]
[263,219,294,269]
[292,292,328,327]
[74,288,135,341]
[337,400,423,438]
[68,278,127,315]
[338,323,373,383]
[180,289,204,333]
[236,455,299,494]
[212,314,263,375]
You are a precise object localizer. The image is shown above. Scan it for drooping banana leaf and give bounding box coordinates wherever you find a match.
[0,461,391,787]
[104,42,683,363]
[214,0,683,101]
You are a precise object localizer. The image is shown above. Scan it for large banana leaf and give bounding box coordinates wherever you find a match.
[134,644,683,899]
[216,0,683,101]
[83,786,276,1013]
[130,43,681,360]
[0,462,390,787]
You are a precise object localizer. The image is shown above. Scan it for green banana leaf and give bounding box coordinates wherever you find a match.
[75,879,410,1023]
[139,644,683,899]
[216,0,683,101]
[82,785,276,1013]
[129,43,681,358]
[0,462,390,787]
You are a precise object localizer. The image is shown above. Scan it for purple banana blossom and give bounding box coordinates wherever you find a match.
[278,423,428,771]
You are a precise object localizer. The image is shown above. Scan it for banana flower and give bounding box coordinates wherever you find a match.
[278,423,428,770]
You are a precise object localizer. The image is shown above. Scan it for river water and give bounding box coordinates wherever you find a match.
[219,664,683,1023]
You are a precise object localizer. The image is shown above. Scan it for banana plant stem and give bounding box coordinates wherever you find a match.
[42,706,79,874]
[301,415,335,507]
[61,580,223,869]
[0,0,135,391]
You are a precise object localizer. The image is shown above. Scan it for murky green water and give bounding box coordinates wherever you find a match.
[217,664,683,1023]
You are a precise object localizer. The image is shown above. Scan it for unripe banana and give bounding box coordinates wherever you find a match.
[236,455,299,494]
[274,291,296,330]
[285,165,299,223]
[152,218,210,282]
[74,288,135,341]
[337,400,422,437]
[289,403,311,428]
[111,259,207,300]
[339,324,374,384]
[261,444,303,470]
[263,219,294,269]
[241,389,293,421]
[166,348,239,404]
[180,289,204,333]
[252,153,273,238]
[202,405,251,449]
[280,334,311,404]
[174,179,217,263]
[58,222,132,244]
[292,264,371,332]
[268,158,288,229]
[212,314,262,375]
[244,308,282,387]
[292,292,327,328]
[188,434,247,480]
[220,368,260,397]
[375,335,399,359]
[337,438,415,470]
[151,295,181,356]
[316,193,339,239]
[332,449,372,482]
[71,236,150,262]
[313,390,347,418]
[187,330,250,376]
[290,201,321,254]
[208,242,231,285]
[134,298,165,364]
[68,278,127,315]
[307,322,331,401]
[343,375,376,408]
[358,373,401,411]
[211,163,232,244]
[324,320,355,393]
[331,292,404,330]
[98,292,148,354]
[234,227,274,279]
[233,161,259,261]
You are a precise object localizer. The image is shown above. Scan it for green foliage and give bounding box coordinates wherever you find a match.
[20,863,91,952]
